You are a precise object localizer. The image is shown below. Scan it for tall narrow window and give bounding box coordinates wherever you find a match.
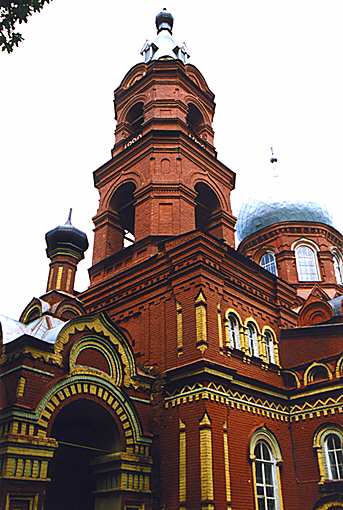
[324,434,343,480]
[110,182,136,249]
[254,441,280,510]
[226,313,240,349]
[333,253,343,285]
[314,426,343,484]
[295,245,320,281]
[247,322,259,357]
[260,252,278,276]
[265,331,275,364]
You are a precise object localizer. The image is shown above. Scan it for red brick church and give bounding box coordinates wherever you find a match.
[0,9,342,510]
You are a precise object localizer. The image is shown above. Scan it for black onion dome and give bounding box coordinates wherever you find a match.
[155,8,174,33]
[45,212,88,258]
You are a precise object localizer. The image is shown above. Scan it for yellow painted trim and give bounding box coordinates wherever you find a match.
[164,381,343,422]
[217,304,223,350]
[55,266,63,290]
[282,370,301,389]
[47,267,54,291]
[244,317,261,357]
[199,413,214,504]
[5,494,39,510]
[315,501,343,510]
[249,427,283,462]
[276,464,284,510]
[224,308,243,323]
[176,302,183,354]
[249,428,284,510]
[335,354,343,378]
[69,339,119,384]
[195,291,207,305]
[37,379,142,453]
[224,308,244,351]
[16,377,26,397]
[244,316,261,333]
[304,362,333,386]
[223,421,232,507]
[313,424,343,483]
[262,326,280,366]
[251,456,259,510]
[289,382,343,399]
[195,292,208,353]
[66,268,73,292]
[179,419,186,505]
[54,314,136,387]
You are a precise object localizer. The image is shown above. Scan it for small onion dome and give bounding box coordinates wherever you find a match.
[236,200,335,242]
[45,210,88,259]
[156,8,174,34]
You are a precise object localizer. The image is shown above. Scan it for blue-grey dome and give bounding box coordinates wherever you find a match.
[236,200,335,242]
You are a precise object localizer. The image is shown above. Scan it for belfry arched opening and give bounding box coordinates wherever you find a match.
[46,398,120,510]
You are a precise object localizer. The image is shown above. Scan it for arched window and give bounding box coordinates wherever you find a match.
[226,313,240,350]
[187,103,204,136]
[295,244,320,282]
[305,364,330,385]
[260,252,278,276]
[126,102,144,136]
[333,253,343,285]
[282,371,299,389]
[314,426,343,484]
[195,183,220,235]
[325,433,343,480]
[254,442,280,510]
[250,429,283,510]
[247,322,259,357]
[265,331,275,364]
[110,182,136,249]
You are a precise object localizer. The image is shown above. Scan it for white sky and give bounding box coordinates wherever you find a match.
[1,0,342,320]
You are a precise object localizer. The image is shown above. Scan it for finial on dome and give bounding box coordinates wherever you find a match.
[66,208,72,225]
[270,146,277,164]
[155,8,174,34]
[270,146,279,180]
[141,8,189,64]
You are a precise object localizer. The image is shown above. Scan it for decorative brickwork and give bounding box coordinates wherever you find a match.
[1,9,342,510]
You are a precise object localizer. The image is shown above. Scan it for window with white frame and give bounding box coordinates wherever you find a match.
[333,253,343,285]
[254,441,280,510]
[247,322,259,357]
[314,426,343,484]
[295,245,320,282]
[324,433,343,480]
[265,331,275,364]
[260,252,278,276]
[226,313,241,349]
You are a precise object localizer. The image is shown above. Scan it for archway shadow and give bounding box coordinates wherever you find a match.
[46,399,120,510]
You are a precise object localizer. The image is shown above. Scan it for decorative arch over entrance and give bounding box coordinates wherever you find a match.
[313,494,343,510]
[46,398,120,510]
[37,375,147,453]
[39,376,152,510]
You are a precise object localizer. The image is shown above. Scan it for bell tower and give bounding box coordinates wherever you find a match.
[91,9,236,274]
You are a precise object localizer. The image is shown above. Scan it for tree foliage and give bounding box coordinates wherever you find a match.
[0,0,52,53]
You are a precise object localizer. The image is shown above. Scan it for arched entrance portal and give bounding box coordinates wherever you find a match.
[46,398,120,510]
